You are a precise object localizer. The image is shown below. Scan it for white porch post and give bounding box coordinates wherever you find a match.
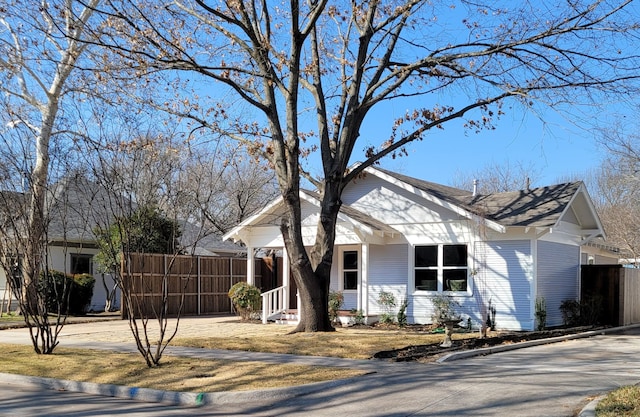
[246,246,255,285]
[360,243,369,318]
[282,246,290,310]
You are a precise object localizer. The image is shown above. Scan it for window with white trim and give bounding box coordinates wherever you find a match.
[341,249,359,291]
[414,244,468,292]
[71,254,93,275]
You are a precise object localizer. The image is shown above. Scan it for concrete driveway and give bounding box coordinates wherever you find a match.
[1,319,639,416]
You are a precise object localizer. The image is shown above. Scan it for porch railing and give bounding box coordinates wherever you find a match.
[261,286,288,324]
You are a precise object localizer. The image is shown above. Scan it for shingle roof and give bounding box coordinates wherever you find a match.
[373,168,581,228]
[374,167,472,202]
[458,182,582,227]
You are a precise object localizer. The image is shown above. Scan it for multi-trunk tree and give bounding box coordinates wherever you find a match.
[0,0,102,352]
[92,0,640,332]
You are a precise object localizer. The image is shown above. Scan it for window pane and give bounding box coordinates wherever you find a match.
[71,254,93,275]
[415,269,437,291]
[344,271,358,290]
[443,245,467,266]
[415,246,437,267]
[343,251,358,270]
[444,269,467,291]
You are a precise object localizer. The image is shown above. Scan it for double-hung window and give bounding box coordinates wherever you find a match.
[414,244,468,292]
[340,247,359,291]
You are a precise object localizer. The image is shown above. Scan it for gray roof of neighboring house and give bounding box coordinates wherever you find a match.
[11,175,244,255]
[375,168,582,228]
[179,220,245,256]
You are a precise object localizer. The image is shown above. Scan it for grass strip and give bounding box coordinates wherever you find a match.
[0,343,364,392]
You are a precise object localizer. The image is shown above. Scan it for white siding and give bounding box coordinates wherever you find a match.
[342,174,460,225]
[537,241,580,327]
[367,244,408,315]
[474,240,534,331]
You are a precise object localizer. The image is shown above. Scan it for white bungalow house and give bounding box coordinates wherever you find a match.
[223,166,608,331]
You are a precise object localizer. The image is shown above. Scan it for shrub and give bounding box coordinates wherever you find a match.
[38,270,70,314]
[351,308,365,325]
[378,291,397,324]
[328,290,344,323]
[397,298,408,327]
[535,296,547,330]
[560,296,602,326]
[70,273,95,315]
[228,282,261,320]
[37,270,95,315]
[430,294,461,326]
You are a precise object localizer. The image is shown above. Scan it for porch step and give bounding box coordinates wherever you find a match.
[274,309,298,325]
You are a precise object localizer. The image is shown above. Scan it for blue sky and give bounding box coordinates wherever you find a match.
[380,113,603,187]
[351,99,612,189]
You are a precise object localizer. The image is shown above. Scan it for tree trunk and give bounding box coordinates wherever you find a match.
[281,181,342,333]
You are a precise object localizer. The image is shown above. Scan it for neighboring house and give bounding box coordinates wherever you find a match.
[0,175,243,313]
[224,166,608,331]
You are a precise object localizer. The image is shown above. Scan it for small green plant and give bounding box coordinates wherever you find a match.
[228,282,261,320]
[328,290,344,323]
[377,291,397,324]
[430,294,461,326]
[535,296,547,330]
[486,298,497,330]
[351,308,365,325]
[397,298,408,327]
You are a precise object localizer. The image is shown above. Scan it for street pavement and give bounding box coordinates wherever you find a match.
[0,318,639,416]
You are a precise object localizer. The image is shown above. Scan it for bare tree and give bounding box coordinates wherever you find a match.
[94,0,640,332]
[0,0,103,352]
[451,161,542,194]
[180,147,279,235]
[591,130,640,264]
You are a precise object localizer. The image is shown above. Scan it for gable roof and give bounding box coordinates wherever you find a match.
[225,166,605,245]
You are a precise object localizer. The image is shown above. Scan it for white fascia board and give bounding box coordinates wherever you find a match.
[556,183,606,240]
[365,166,506,234]
[222,195,284,242]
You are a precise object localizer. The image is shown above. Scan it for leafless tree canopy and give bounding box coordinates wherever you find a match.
[592,130,640,264]
[451,160,542,194]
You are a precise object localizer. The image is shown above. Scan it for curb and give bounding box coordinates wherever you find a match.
[577,395,603,417]
[0,371,368,407]
[436,324,640,363]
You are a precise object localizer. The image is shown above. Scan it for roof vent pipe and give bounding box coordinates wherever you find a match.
[472,179,478,196]
[525,177,530,191]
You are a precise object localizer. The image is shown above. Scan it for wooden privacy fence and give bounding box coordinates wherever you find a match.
[581,265,640,326]
[121,253,262,318]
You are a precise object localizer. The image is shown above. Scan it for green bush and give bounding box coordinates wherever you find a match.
[37,270,95,316]
[228,282,261,320]
[535,296,547,330]
[328,290,344,323]
[397,298,408,327]
[70,273,95,315]
[430,294,461,326]
[378,291,397,324]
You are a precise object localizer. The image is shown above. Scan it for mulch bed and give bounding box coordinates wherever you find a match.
[373,326,602,362]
